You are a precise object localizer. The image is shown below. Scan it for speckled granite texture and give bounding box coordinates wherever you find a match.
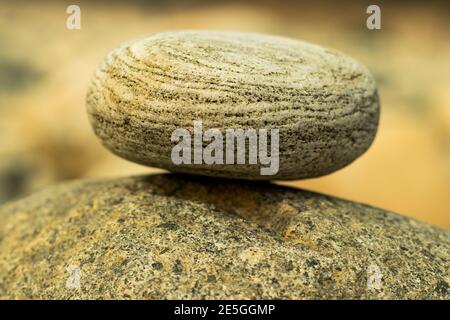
[0,174,448,299]
[87,31,379,180]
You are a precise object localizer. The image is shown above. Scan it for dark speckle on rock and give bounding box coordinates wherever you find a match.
[172,259,183,275]
[158,222,178,231]
[435,280,449,295]
[151,262,163,270]
[307,259,320,268]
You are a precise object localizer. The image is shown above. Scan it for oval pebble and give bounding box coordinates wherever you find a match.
[86,30,379,180]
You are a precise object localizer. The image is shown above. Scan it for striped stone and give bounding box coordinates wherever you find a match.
[86,31,379,180]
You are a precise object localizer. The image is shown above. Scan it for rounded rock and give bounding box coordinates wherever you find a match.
[0,174,448,299]
[87,31,380,180]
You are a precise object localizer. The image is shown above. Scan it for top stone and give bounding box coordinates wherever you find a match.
[87,31,379,180]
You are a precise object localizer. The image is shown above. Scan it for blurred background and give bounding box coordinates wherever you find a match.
[0,0,448,229]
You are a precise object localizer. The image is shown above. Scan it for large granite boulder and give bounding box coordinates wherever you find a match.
[0,174,448,299]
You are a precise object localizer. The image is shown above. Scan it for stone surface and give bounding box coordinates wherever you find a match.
[87,31,380,180]
[0,174,448,299]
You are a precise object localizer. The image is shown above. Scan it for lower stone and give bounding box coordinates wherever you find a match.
[0,174,448,299]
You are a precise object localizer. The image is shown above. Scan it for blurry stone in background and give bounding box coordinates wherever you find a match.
[0,156,36,203]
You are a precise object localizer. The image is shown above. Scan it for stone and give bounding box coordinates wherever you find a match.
[86,31,380,180]
[0,174,448,299]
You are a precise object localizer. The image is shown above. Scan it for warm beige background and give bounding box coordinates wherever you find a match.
[0,1,448,229]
